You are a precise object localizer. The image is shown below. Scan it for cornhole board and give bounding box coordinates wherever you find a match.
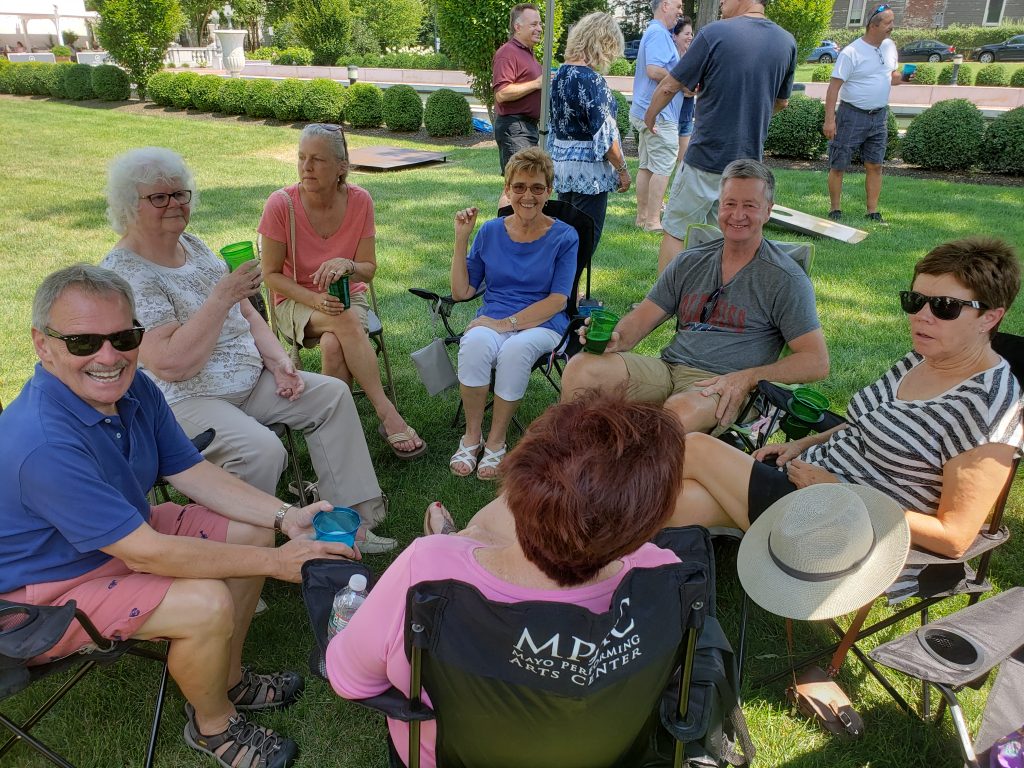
[770,203,868,244]
[348,146,447,171]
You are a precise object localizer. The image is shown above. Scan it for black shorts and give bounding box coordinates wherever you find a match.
[493,114,539,174]
[747,459,798,524]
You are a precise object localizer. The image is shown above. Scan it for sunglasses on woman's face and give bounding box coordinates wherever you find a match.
[899,290,988,321]
[44,326,146,356]
[509,183,549,195]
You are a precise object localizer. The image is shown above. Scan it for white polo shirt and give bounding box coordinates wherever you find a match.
[833,37,898,111]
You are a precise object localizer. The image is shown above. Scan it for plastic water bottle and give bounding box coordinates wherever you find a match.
[327,574,367,639]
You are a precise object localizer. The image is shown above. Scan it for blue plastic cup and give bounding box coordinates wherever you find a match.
[902,63,917,81]
[313,507,360,546]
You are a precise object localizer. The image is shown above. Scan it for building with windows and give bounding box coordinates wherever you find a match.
[830,0,1024,28]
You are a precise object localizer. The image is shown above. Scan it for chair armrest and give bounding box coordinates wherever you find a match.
[349,687,436,722]
[905,526,1010,566]
[0,600,80,660]
[755,381,847,432]
[408,287,483,341]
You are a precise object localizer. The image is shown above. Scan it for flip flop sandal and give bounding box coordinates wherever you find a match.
[450,437,481,477]
[228,666,304,711]
[476,443,507,481]
[786,666,864,740]
[423,502,459,536]
[377,423,428,460]
[184,702,298,768]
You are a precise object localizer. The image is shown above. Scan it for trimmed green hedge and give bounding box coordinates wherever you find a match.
[64,63,96,100]
[979,107,1024,175]
[345,82,384,128]
[273,78,307,121]
[1012,68,1024,88]
[272,47,314,66]
[608,58,633,76]
[146,71,175,105]
[811,63,833,82]
[901,99,985,171]
[167,71,200,109]
[46,62,75,98]
[0,59,12,94]
[249,47,279,61]
[302,78,346,123]
[338,51,457,70]
[91,64,130,101]
[190,75,224,112]
[823,22,1024,51]
[910,63,937,84]
[424,88,472,137]
[974,64,1009,87]
[611,90,631,145]
[938,62,973,85]
[218,78,248,115]
[245,78,277,118]
[382,84,423,131]
[765,93,827,160]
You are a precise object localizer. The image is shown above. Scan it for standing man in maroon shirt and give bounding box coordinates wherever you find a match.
[491,3,544,175]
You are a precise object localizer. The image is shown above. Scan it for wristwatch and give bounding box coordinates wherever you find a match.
[508,315,519,331]
[274,502,294,533]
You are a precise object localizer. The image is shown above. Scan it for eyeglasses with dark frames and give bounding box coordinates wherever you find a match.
[899,290,988,321]
[44,326,146,356]
[142,190,192,208]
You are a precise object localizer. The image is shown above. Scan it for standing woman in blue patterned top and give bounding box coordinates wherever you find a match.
[548,12,631,248]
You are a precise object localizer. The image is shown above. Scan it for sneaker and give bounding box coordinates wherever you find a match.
[828,210,842,221]
[358,529,398,555]
[865,211,887,225]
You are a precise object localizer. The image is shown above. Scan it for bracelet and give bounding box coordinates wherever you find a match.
[614,163,628,174]
[274,502,294,533]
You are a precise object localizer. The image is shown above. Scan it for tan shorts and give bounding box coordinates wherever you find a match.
[663,164,722,241]
[273,289,370,347]
[630,116,679,177]
[619,353,720,405]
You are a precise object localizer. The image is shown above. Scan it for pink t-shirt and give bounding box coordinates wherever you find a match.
[257,183,374,304]
[326,535,680,768]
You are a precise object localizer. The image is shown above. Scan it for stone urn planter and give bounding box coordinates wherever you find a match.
[215,29,247,76]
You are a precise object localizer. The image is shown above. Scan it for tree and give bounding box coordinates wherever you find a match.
[93,0,184,98]
[611,0,650,40]
[767,0,832,63]
[355,0,424,52]
[437,0,562,112]
[293,0,351,66]
[229,0,266,49]
[558,0,607,56]
[180,0,223,45]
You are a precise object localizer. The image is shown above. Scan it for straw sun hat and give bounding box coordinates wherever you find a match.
[737,484,911,621]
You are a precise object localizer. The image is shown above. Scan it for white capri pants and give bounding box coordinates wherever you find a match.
[458,326,562,402]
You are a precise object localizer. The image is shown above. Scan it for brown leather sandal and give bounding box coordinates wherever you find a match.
[184,703,298,768]
[786,666,864,740]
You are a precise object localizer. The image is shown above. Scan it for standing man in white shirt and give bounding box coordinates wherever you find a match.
[823,3,903,225]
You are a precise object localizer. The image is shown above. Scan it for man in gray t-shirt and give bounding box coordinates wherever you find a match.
[561,160,828,434]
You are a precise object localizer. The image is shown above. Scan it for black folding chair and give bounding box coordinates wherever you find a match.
[408,199,597,431]
[0,601,169,768]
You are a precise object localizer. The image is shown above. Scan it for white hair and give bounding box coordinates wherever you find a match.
[105,147,198,235]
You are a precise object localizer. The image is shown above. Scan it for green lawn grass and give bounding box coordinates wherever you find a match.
[1,94,1023,768]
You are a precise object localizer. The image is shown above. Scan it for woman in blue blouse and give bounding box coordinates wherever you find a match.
[548,12,631,248]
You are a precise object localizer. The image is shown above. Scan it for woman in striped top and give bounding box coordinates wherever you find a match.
[672,236,1022,561]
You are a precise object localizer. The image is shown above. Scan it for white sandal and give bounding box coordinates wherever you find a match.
[450,437,481,477]
[476,443,506,481]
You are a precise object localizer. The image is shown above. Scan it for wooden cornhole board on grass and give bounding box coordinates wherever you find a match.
[348,146,448,171]
[770,203,868,244]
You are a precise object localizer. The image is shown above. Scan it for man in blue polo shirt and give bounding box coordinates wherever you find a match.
[0,265,355,767]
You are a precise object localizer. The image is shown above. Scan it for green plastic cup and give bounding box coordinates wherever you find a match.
[788,387,829,423]
[220,241,256,272]
[781,415,816,441]
[584,309,619,354]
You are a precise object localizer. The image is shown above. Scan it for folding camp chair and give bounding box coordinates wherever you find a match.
[0,601,169,768]
[745,332,1023,719]
[302,527,752,768]
[408,198,597,431]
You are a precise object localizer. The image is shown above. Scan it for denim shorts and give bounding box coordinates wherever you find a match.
[828,102,888,169]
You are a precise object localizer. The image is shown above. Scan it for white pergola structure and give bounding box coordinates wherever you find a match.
[0,1,98,49]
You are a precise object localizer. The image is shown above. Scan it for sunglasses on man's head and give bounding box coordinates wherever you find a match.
[866,3,890,24]
[44,326,146,356]
[899,290,987,321]
[142,190,192,208]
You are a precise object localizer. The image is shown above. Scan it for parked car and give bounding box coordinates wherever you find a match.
[972,35,1024,63]
[898,39,956,62]
[806,40,840,63]
[624,38,641,62]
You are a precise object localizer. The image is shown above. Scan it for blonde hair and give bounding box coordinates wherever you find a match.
[564,12,624,74]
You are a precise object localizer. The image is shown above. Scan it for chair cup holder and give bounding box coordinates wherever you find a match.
[916,626,988,674]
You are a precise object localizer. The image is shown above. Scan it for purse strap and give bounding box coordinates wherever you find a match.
[276,188,299,281]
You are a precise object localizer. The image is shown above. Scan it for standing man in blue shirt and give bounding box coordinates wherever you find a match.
[629,0,683,233]
[0,265,356,767]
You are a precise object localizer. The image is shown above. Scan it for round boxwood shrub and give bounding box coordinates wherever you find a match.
[765,93,826,160]
[1012,68,1024,88]
[608,58,633,76]
[245,78,277,118]
[611,89,631,144]
[979,107,1024,175]
[218,78,248,114]
[167,71,200,109]
[46,61,75,98]
[811,63,833,82]
[0,59,12,94]
[272,46,313,66]
[345,82,384,128]
[9,63,48,95]
[974,63,1009,87]
[901,98,985,171]
[910,63,937,84]
[382,84,423,131]
[146,71,174,105]
[424,88,472,137]
[273,78,307,121]
[938,63,973,85]
[91,64,130,101]
[64,63,96,100]
[249,46,279,61]
[51,44,73,58]
[190,74,223,112]
[302,78,346,123]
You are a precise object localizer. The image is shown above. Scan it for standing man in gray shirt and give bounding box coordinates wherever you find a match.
[645,0,796,273]
[560,160,828,434]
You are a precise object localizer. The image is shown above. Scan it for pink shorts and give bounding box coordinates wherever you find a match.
[0,502,230,663]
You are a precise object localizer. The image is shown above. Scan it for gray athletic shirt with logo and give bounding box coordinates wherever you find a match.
[646,238,820,374]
